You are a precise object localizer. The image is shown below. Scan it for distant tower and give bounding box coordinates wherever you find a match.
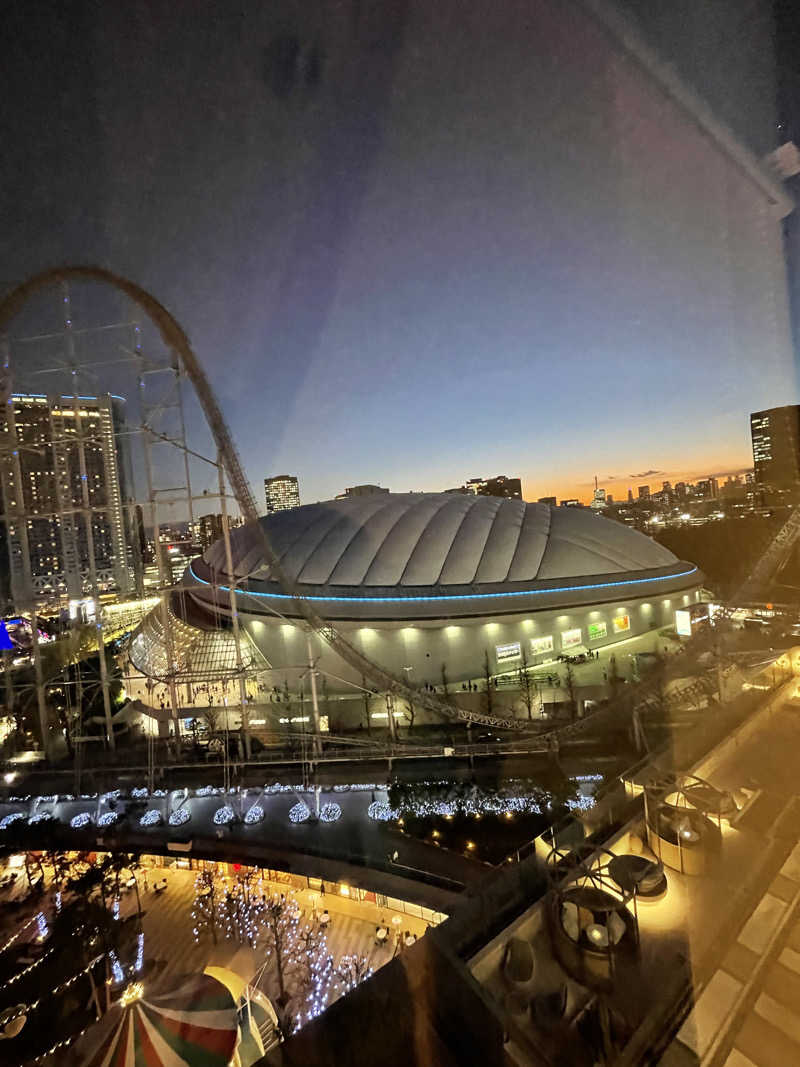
[590,476,607,511]
[264,474,300,514]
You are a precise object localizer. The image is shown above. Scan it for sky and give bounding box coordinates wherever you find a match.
[2,0,798,510]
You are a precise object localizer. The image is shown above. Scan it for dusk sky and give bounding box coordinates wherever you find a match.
[3,1,798,509]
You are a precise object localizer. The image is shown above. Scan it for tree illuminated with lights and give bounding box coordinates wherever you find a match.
[258,894,333,1035]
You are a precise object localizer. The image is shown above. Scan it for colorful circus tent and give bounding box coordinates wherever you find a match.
[75,973,238,1067]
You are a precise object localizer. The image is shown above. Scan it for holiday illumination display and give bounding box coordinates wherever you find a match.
[70,812,92,829]
[213,805,236,826]
[244,803,265,825]
[139,809,162,827]
[169,807,191,826]
[130,787,149,799]
[259,893,334,1033]
[135,932,144,973]
[109,950,124,985]
[335,954,373,993]
[35,911,48,941]
[197,785,222,797]
[289,802,311,823]
[0,811,25,829]
[97,811,119,827]
[319,803,342,823]
[367,801,397,821]
[28,811,54,825]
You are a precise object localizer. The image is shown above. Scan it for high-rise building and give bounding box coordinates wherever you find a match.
[264,474,300,514]
[0,393,132,604]
[460,476,522,499]
[336,484,390,499]
[750,405,800,491]
[638,485,651,501]
[195,513,228,550]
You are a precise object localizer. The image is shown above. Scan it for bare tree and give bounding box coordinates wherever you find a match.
[564,664,578,721]
[202,705,221,735]
[361,674,372,735]
[482,650,494,716]
[440,662,450,697]
[403,694,416,731]
[517,647,538,720]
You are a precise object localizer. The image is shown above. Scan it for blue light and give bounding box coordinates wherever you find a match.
[188,563,698,605]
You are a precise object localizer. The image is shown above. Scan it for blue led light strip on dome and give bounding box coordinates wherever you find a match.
[188,563,698,604]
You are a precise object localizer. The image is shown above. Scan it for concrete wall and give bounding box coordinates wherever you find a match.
[244,587,702,691]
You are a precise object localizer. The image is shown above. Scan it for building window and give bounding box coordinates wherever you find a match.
[495,641,521,663]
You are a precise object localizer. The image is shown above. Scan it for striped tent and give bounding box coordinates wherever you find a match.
[76,973,238,1067]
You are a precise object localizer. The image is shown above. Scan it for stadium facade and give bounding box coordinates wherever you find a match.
[131,494,703,691]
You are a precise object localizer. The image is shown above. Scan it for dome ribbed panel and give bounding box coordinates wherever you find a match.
[363,496,452,586]
[399,495,474,585]
[252,504,345,583]
[537,507,676,578]
[298,497,394,585]
[437,496,502,585]
[327,497,417,585]
[473,499,526,583]
[506,504,552,581]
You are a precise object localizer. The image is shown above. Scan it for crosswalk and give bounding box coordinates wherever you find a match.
[670,842,800,1067]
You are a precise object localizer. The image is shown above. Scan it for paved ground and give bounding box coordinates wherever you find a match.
[122,863,432,994]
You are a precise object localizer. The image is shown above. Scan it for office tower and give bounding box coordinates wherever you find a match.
[638,486,651,501]
[0,393,132,604]
[461,476,522,499]
[195,513,228,550]
[750,405,800,491]
[264,474,300,514]
[337,484,390,499]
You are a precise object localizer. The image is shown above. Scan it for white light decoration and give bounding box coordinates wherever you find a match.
[213,805,235,826]
[130,787,149,799]
[135,932,144,973]
[333,784,351,792]
[289,802,311,824]
[98,811,119,827]
[70,812,92,829]
[196,785,222,797]
[0,812,25,830]
[112,897,120,920]
[100,789,121,802]
[367,801,398,822]
[139,809,162,827]
[244,804,264,825]
[319,803,342,823]
[28,811,54,825]
[109,950,124,985]
[169,808,190,827]
[35,911,48,941]
[152,789,167,797]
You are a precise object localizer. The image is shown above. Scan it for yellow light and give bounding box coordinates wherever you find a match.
[466,841,476,850]
[431,829,440,839]
[339,884,350,897]
[120,982,144,1007]
[504,812,514,820]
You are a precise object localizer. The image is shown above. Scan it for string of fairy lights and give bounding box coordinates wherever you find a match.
[189,871,372,1030]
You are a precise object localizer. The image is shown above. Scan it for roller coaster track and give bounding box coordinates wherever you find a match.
[4,268,795,741]
[0,267,525,730]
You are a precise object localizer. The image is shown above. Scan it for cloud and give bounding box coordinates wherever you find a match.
[628,469,663,479]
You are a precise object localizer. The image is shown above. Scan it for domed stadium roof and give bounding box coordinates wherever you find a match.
[188,495,698,620]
